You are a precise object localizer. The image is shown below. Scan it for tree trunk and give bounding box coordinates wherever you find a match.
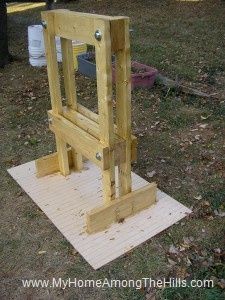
[0,0,12,68]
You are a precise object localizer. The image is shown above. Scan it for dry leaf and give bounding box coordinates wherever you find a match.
[147,170,156,178]
[199,124,208,129]
[168,258,177,266]
[38,250,46,255]
[169,244,179,255]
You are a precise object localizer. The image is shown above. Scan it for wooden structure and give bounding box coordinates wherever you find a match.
[35,10,157,233]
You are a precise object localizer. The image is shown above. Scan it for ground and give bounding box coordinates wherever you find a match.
[0,1,225,299]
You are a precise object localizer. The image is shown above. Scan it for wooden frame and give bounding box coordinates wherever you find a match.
[36,9,157,233]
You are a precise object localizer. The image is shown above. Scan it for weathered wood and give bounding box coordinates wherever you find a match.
[157,73,218,98]
[86,183,157,233]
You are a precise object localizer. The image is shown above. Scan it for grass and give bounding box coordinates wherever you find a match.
[0,1,225,299]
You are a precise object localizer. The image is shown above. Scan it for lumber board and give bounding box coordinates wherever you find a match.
[8,160,192,269]
[60,37,77,110]
[48,111,109,170]
[42,11,62,115]
[35,150,73,178]
[42,10,127,51]
[60,37,83,170]
[110,19,126,52]
[42,11,69,176]
[62,107,137,162]
[86,183,157,233]
[115,18,132,196]
[75,104,137,161]
[95,18,116,204]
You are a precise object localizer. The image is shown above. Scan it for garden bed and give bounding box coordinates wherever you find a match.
[78,52,158,89]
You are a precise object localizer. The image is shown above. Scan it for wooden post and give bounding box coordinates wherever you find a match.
[95,19,115,204]
[115,19,132,196]
[61,37,83,171]
[42,11,70,176]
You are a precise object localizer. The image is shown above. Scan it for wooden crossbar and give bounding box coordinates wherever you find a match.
[42,10,127,52]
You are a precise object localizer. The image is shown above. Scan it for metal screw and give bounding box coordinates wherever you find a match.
[41,21,47,29]
[94,30,102,41]
[95,152,102,161]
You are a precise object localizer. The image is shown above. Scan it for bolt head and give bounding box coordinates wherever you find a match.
[95,152,102,161]
[94,30,102,41]
[41,21,47,29]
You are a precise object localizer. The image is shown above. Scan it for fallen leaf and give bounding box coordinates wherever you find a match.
[168,258,177,266]
[169,244,179,255]
[194,195,202,200]
[214,210,225,217]
[199,124,208,129]
[147,170,156,178]
[38,250,46,255]
[201,115,211,120]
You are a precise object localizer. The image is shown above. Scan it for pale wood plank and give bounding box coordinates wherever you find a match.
[61,37,77,110]
[62,107,137,163]
[75,104,137,161]
[48,111,109,170]
[86,183,157,233]
[41,11,69,176]
[8,160,192,269]
[115,18,132,196]
[95,19,116,204]
[60,37,83,170]
[35,150,73,177]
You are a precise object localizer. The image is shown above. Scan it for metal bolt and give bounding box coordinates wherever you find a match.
[95,152,102,161]
[94,30,102,41]
[41,21,47,29]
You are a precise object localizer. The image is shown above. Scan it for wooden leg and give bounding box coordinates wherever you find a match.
[95,19,115,204]
[61,37,83,170]
[115,19,132,196]
[55,136,70,176]
[71,148,83,171]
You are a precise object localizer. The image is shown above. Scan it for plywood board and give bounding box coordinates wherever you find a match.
[8,160,191,269]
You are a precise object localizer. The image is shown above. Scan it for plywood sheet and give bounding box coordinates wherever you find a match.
[8,160,191,269]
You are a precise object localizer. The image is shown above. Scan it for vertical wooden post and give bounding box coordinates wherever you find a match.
[61,37,83,171]
[115,19,132,196]
[42,12,70,176]
[95,19,115,204]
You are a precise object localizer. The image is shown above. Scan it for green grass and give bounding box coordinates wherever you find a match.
[161,286,224,300]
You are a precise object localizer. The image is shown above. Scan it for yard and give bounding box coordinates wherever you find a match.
[0,0,225,299]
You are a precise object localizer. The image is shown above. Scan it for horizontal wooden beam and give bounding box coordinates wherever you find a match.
[35,149,73,178]
[42,10,128,50]
[75,104,137,162]
[62,107,137,162]
[86,183,157,233]
[48,111,109,170]
[35,149,88,178]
